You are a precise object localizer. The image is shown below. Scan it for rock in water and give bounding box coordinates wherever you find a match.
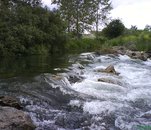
[0,106,36,130]
[98,65,120,75]
[125,50,148,61]
[0,96,22,110]
[105,65,116,73]
[105,65,120,75]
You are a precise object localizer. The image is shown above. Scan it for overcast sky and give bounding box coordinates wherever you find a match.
[42,0,151,29]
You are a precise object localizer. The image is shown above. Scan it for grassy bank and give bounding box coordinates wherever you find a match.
[101,31,151,52]
[65,38,103,53]
[1,31,151,57]
[64,31,151,54]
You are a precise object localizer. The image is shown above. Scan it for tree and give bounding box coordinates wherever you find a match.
[102,19,125,39]
[144,25,151,32]
[20,0,42,6]
[130,25,137,31]
[53,0,112,38]
[0,0,66,56]
[94,0,112,39]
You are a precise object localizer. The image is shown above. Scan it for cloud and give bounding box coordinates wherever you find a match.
[42,0,52,6]
[42,0,151,29]
[112,0,149,8]
[111,0,151,29]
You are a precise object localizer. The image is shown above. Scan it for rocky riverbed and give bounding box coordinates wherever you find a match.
[0,48,151,130]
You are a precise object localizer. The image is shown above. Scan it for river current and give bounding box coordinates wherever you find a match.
[0,53,151,130]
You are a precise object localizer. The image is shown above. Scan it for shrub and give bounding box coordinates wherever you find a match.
[102,19,125,39]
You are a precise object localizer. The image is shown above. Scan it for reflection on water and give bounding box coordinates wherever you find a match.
[0,54,71,78]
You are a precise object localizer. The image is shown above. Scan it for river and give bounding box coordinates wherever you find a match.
[0,53,151,130]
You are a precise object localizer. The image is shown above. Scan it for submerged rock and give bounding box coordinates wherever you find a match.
[68,74,83,83]
[51,74,63,80]
[72,63,84,69]
[0,106,36,130]
[55,112,91,129]
[140,110,151,118]
[79,53,95,61]
[98,78,122,86]
[0,96,22,110]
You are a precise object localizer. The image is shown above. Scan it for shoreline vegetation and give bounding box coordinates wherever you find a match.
[0,1,151,57]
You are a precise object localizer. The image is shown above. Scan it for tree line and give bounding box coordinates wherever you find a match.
[0,0,66,56]
[0,0,112,56]
[53,0,112,38]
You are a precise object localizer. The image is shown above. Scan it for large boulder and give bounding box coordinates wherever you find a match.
[98,65,120,75]
[0,96,22,110]
[0,106,36,130]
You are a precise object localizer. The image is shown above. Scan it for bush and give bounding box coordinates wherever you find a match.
[102,19,125,39]
[28,44,49,55]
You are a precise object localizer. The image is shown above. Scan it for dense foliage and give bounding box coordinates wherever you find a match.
[102,19,125,39]
[0,0,66,56]
[1,0,150,57]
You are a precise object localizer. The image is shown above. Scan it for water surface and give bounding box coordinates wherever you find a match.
[0,53,151,130]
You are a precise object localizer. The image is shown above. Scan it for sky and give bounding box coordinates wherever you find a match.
[42,0,151,29]
[111,0,151,29]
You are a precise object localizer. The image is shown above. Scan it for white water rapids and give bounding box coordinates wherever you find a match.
[67,53,151,130]
[1,52,151,130]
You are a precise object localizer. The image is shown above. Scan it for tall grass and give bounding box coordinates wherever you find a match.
[65,38,104,53]
[65,31,151,53]
[103,31,151,51]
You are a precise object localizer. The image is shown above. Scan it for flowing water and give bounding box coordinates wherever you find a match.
[0,53,151,130]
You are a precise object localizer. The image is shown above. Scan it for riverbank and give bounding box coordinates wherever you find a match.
[65,30,151,56]
[1,30,151,58]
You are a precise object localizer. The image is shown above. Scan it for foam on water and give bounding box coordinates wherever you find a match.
[8,53,151,130]
[118,65,151,87]
[83,100,124,115]
[69,100,81,107]
[118,54,131,61]
[68,54,151,129]
[125,88,151,102]
[71,79,126,100]
[143,58,151,66]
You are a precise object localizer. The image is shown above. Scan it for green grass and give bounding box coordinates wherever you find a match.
[102,31,151,51]
[64,31,151,53]
[65,38,104,53]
